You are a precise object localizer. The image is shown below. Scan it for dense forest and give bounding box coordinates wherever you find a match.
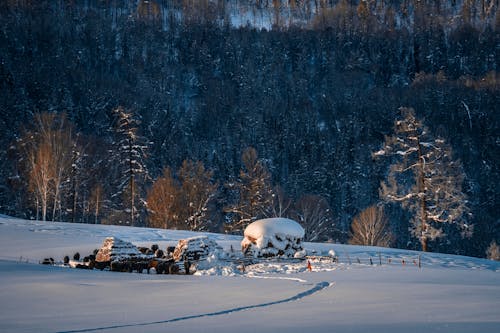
[0,0,498,257]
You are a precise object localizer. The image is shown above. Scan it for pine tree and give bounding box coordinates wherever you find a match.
[374,107,472,252]
[69,138,82,223]
[111,106,149,226]
[224,147,274,234]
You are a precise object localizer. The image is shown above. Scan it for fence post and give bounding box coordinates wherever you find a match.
[379,252,382,266]
[418,255,421,269]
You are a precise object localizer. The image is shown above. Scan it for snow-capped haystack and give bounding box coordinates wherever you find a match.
[173,236,222,262]
[241,218,305,258]
[95,237,148,263]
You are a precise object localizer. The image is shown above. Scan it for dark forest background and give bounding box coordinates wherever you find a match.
[0,0,498,257]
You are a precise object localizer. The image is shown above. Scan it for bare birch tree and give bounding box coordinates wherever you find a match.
[20,112,74,221]
[486,241,500,261]
[178,159,218,231]
[293,194,333,242]
[374,107,472,251]
[88,184,104,224]
[146,161,217,231]
[146,167,179,229]
[349,205,393,247]
[26,140,54,221]
[47,115,73,221]
[271,185,292,218]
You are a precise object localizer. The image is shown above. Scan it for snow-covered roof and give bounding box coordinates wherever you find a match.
[244,218,305,240]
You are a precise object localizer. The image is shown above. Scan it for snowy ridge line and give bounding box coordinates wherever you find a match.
[55,281,333,333]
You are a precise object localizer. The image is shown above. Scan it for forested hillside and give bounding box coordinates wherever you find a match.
[0,0,498,257]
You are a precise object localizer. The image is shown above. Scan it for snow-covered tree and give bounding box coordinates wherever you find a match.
[293,194,333,242]
[68,135,84,223]
[374,107,471,252]
[178,159,218,231]
[224,147,274,234]
[349,205,392,247]
[111,106,149,226]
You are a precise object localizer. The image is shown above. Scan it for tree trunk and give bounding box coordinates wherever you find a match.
[417,136,428,252]
[421,236,428,252]
[130,138,135,226]
[72,160,78,223]
[35,197,39,221]
[42,196,47,221]
[94,194,99,225]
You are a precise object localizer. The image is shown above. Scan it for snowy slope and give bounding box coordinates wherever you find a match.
[0,216,499,333]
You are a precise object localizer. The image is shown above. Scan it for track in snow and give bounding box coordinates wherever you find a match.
[56,281,334,333]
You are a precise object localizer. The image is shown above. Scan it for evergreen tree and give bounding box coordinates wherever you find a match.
[224,147,274,234]
[374,107,472,252]
[111,106,149,226]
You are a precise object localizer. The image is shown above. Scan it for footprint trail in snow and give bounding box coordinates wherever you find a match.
[56,281,334,333]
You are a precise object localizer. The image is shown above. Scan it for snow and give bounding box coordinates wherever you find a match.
[244,218,305,241]
[242,218,305,258]
[1,216,500,333]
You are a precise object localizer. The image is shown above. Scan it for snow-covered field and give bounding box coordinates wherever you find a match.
[1,216,499,333]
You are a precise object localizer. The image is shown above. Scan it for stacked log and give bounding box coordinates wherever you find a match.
[173,236,222,262]
[95,237,150,272]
